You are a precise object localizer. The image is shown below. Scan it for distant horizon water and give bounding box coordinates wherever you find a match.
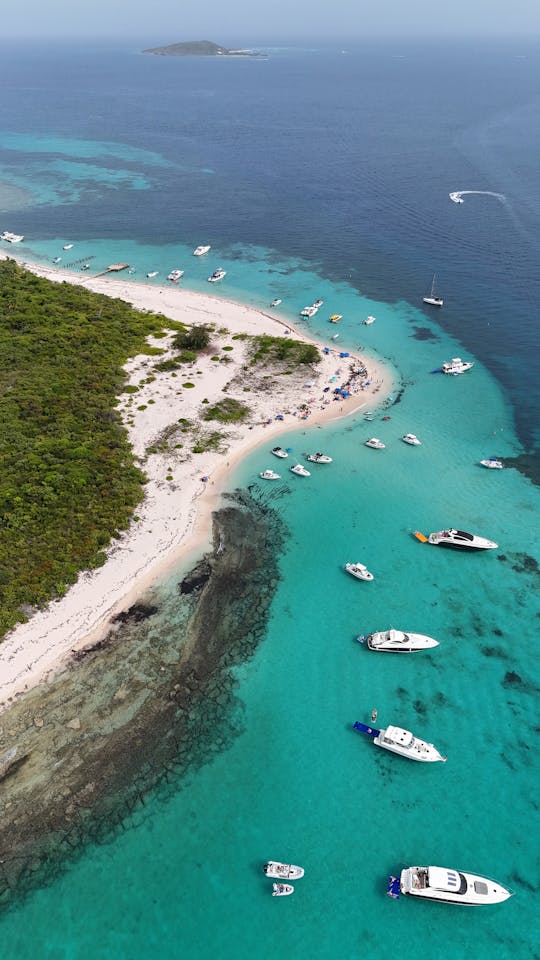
[0,38,538,959]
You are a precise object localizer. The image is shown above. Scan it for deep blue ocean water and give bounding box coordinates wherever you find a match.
[0,38,539,959]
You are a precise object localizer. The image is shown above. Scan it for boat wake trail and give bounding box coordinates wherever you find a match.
[449,190,506,205]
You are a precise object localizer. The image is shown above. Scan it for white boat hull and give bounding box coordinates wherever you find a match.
[374,727,446,762]
[400,866,511,905]
[264,862,304,880]
[345,563,374,581]
[428,529,498,550]
[363,630,439,653]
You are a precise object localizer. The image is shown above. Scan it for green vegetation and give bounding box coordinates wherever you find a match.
[143,40,260,58]
[249,335,321,366]
[202,398,250,423]
[192,432,225,454]
[173,324,211,352]
[0,259,172,635]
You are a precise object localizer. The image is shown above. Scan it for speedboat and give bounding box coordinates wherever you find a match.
[270,298,282,306]
[208,268,226,282]
[423,274,443,307]
[353,721,447,762]
[329,314,342,323]
[263,861,304,880]
[449,192,465,204]
[260,469,280,480]
[358,629,439,653]
[290,464,310,477]
[52,257,62,264]
[1,231,24,243]
[441,357,474,375]
[167,269,184,281]
[345,562,374,582]
[300,305,318,318]
[402,434,421,446]
[193,245,210,256]
[364,315,375,325]
[272,883,294,897]
[424,529,498,550]
[313,299,324,308]
[397,866,512,905]
[147,271,159,278]
[365,438,385,449]
[480,458,503,469]
[63,243,74,250]
[81,263,90,271]
[271,446,288,459]
[306,452,332,463]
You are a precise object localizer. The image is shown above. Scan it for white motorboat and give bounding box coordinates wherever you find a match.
[422,274,443,307]
[313,298,324,308]
[81,264,90,271]
[398,866,512,906]
[331,333,339,340]
[421,528,498,551]
[345,562,374,582]
[449,192,465,204]
[167,269,184,281]
[272,883,294,897]
[306,452,332,463]
[52,257,62,264]
[260,469,280,480]
[147,271,159,278]
[329,314,342,323]
[271,446,288,459]
[365,438,385,449]
[193,245,210,256]
[441,357,474,375]
[353,721,447,763]
[402,434,421,446]
[208,268,226,282]
[300,305,318,318]
[290,464,310,477]
[358,629,439,653]
[270,298,282,306]
[480,458,503,469]
[364,315,375,325]
[63,243,74,250]
[1,231,24,243]
[263,861,304,880]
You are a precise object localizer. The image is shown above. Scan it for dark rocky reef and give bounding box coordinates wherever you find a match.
[0,489,285,906]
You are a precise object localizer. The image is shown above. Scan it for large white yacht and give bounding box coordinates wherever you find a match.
[441,357,474,375]
[425,529,498,551]
[1,231,24,243]
[353,721,446,763]
[358,629,439,653]
[193,245,210,256]
[345,562,374,582]
[398,866,512,905]
[263,861,304,880]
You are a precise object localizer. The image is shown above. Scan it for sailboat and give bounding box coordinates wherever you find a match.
[422,275,443,307]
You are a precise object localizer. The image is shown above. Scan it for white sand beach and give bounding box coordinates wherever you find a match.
[0,255,395,710]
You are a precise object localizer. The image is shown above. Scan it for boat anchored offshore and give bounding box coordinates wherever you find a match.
[329,314,342,323]
[263,861,304,880]
[146,271,159,278]
[402,434,421,446]
[416,528,498,551]
[441,357,474,375]
[480,458,503,469]
[63,243,74,250]
[365,438,385,449]
[358,628,439,653]
[290,464,310,477]
[52,257,62,264]
[208,268,226,282]
[306,452,332,463]
[270,298,282,306]
[300,305,318,318]
[423,274,443,307]
[260,469,280,480]
[345,562,374,582]
[396,866,512,906]
[193,245,210,256]
[364,315,375,325]
[272,883,294,897]
[353,721,447,762]
[1,231,24,243]
[271,446,288,459]
[167,269,184,281]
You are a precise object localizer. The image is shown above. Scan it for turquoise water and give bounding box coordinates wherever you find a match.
[2,249,538,959]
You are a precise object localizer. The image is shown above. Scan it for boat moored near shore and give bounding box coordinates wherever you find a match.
[441,357,474,375]
[193,245,210,256]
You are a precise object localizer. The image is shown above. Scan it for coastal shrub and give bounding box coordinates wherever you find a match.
[249,335,320,366]
[211,356,220,361]
[192,431,225,453]
[222,346,233,351]
[232,333,248,341]
[183,382,195,388]
[173,324,212,351]
[137,404,148,410]
[202,398,250,423]
[123,384,139,394]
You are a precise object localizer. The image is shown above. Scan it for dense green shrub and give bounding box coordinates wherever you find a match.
[172,324,211,351]
[202,398,250,423]
[249,335,320,366]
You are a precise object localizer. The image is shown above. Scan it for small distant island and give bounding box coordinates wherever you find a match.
[143,40,262,58]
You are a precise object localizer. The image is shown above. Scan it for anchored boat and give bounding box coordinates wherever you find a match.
[357,629,439,653]
[396,866,512,905]
[415,529,498,551]
[264,861,304,880]
[353,721,447,762]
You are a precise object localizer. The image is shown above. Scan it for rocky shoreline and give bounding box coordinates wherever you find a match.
[0,489,285,906]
